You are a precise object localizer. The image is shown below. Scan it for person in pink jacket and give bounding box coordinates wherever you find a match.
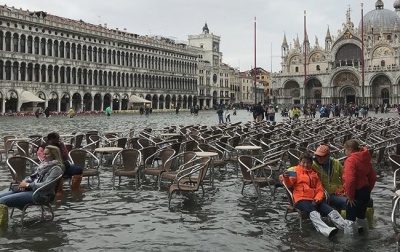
[342,139,377,234]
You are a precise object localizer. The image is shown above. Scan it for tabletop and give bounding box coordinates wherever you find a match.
[95,147,123,153]
[160,133,180,136]
[235,145,262,150]
[195,151,218,157]
[6,138,31,142]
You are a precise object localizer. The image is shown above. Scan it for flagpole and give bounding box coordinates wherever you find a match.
[361,3,365,104]
[304,10,307,105]
[254,16,257,104]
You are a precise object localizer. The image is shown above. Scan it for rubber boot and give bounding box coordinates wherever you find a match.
[328,210,346,230]
[344,220,357,235]
[71,175,82,191]
[366,207,374,229]
[56,178,63,197]
[309,211,338,237]
[356,218,369,234]
[0,204,8,228]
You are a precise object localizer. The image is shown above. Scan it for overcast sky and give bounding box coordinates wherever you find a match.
[3,0,384,72]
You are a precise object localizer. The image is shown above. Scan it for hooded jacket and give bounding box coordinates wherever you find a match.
[312,158,343,194]
[281,165,325,203]
[342,147,377,200]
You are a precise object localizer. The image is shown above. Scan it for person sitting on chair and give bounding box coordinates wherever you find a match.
[0,145,63,210]
[37,132,83,190]
[281,152,347,237]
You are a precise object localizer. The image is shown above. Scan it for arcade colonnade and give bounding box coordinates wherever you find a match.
[0,89,197,114]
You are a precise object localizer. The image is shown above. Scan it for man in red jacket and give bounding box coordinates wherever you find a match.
[343,139,377,235]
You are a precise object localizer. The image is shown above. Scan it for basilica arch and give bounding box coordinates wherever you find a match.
[282,80,300,104]
[304,78,322,105]
[332,71,359,104]
[370,74,391,105]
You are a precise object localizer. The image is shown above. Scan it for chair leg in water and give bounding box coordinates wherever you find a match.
[309,211,338,237]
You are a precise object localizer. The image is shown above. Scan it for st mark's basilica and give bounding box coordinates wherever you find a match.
[272,0,400,107]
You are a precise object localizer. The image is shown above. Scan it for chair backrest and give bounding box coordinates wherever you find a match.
[121,149,141,171]
[16,141,30,157]
[238,155,253,181]
[281,179,295,207]
[182,140,197,152]
[73,133,84,148]
[69,149,88,169]
[85,131,99,142]
[197,143,210,152]
[159,149,176,171]
[141,146,158,166]
[117,137,128,149]
[32,173,63,204]
[389,154,400,173]
[3,135,16,151]
[288,149,301,166]
[7,156,39,182]
[88,135,101,150]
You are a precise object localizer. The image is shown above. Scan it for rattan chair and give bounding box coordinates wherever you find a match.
[10,173,63,224]
[111,149,141,189]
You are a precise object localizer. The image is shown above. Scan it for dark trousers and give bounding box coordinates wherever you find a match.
[346,186,370,221]
[295,200,334,216]
[64,161,83,177]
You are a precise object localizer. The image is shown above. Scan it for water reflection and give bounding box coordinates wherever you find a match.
[0,111,397,251]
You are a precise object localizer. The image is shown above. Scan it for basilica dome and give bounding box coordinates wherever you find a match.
[359,0,400,33]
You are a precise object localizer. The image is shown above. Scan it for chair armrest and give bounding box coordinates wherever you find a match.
[32,173,63,204]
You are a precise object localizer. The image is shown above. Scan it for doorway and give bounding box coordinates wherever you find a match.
[346,95,355,104]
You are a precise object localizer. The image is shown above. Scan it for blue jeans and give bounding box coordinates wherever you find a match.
[218,115,224,124]
[295,200,334,216]
[329,194,347,210]
[0,190,43,209]
[64,161,83,177]
[346,186,370,221]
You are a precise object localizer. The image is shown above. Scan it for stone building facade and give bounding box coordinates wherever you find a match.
[188,23,231,109]
[0,5,198,113]
[272,0,400,107]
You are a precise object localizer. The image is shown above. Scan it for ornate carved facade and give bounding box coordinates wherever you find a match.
[0,5,199,113]
[272,0,400,106]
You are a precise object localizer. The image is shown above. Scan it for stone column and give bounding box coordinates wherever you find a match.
[69,99,72,111]
[81,101,84,112]
[1,98,5,114]
[57,98,61,112]
[101,99,104,111]
[91,99,94,112]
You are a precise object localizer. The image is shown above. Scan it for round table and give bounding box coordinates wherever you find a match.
[235,145,262,151]
[95,147,123,166]
[95,147,123,153]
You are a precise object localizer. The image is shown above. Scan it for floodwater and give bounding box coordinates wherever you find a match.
[0,110,398,251]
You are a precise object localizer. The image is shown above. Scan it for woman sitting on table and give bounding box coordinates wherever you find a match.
[281,152,348,237]
[0,145,63,214]
[37,132,83,190]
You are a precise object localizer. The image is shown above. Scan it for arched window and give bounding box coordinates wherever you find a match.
[295,66,299,72]
[381,60,385,67]
[316,65,320,71]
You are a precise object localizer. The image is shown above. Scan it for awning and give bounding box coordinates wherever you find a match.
[19,91,45,104]
[129,95,151,103]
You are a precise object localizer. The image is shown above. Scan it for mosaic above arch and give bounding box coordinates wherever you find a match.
[372,46,393,57]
